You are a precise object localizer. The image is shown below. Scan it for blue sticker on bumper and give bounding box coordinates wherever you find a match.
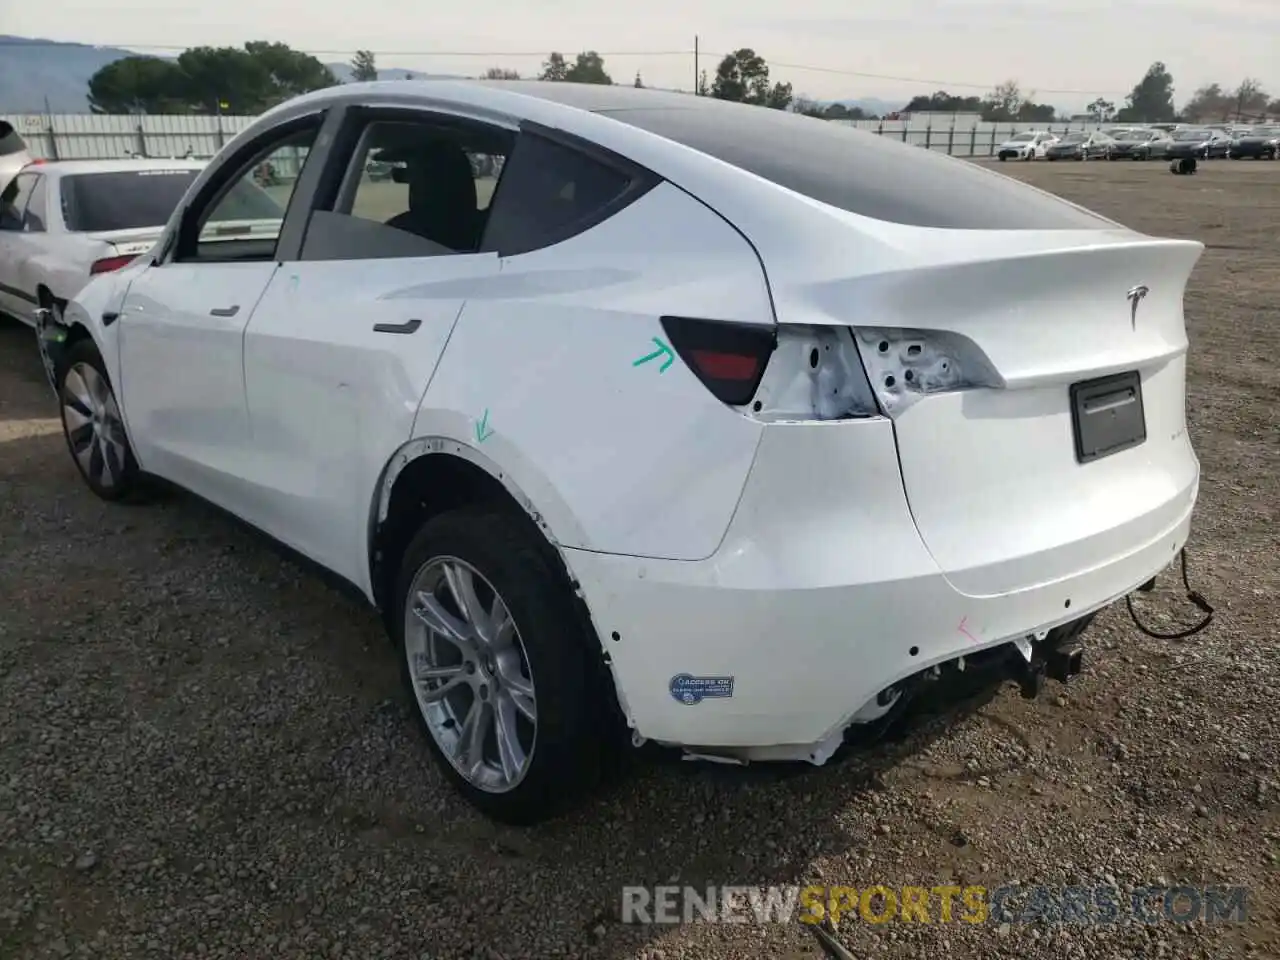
[669,674,734,705]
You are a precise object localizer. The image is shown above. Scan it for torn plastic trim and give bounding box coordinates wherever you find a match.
[371,437,638,730]
[852,326,1003,415]
[34,306,70,394]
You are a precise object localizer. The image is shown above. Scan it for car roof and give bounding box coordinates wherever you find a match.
[26,158,206,177]
[234,79,1118,235]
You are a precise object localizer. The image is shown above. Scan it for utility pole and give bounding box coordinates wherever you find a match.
[694,35,699,95]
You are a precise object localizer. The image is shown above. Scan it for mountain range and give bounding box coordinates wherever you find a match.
[0,35,900,117]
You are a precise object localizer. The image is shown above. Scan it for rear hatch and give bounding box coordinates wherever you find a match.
[815,231,1203,597]
[600,102,1204,597]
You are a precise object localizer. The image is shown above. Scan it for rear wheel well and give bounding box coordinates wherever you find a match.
[371,452,629,737]
[49,321,93,382]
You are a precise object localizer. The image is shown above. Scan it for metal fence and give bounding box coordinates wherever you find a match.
[837,118,1104,156]
[6,111,1113,161]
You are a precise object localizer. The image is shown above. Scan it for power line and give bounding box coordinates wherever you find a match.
[0,36,1131,96]
[756,60,1127,97]
[0,39,694,57]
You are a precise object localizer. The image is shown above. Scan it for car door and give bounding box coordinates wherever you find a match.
[0,171,39,319]
[116,112,328,515]
[238,105,506,584]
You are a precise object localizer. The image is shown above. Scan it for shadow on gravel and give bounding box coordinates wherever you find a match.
[0,308,1019,960]
[0,315,52,423]
[584,682,1008,959]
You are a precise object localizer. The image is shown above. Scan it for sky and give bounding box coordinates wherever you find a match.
[6,0,1280,113]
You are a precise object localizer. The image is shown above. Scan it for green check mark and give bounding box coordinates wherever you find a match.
[475,408,494,444]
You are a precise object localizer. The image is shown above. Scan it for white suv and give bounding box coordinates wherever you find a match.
[39,82,1202,823]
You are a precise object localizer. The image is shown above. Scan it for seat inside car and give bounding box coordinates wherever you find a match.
[384,139,483,251]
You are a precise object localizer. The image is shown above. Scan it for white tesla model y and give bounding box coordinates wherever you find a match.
[36,81,1203,824]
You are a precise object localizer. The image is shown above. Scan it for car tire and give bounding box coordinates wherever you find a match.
[57,338,146,503]
[392,506,608,825]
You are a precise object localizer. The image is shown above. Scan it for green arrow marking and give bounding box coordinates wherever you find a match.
[633,337,675,373]
[475,408,494,444]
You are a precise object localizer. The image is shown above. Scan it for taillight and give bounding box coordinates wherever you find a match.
[90,255,134,275]
[853,327,1002,415]
[660,316,776,406]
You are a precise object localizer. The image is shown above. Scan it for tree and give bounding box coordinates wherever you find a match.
[1017,100,1056,122]
[1232,78,1269,119]
[350,50,378,82]
[242,41,336,101]
[981,79,1023,121]
[87,56,188,113]
[1115,62,1175,122]
[1182,83,1229,122]
[1086,98,1116,122]
[483,67,520,80]
[176,46,272,113]
[902,90,983,114]
[711,49,792,110]
[792,97,825,118]
[565,51,612,84]
[825,103,867,120]
[88,42,337,115]
[634,71,643,88]
[539,51,612,84]
[539,53,568,81]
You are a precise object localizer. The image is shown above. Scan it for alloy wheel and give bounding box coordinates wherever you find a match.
[404,557,538,793]
[62,362,129,491]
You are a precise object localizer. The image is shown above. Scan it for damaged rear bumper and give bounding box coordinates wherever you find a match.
[564,418,1196,764]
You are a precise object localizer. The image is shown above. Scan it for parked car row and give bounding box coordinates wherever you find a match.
[996,124,1279,162]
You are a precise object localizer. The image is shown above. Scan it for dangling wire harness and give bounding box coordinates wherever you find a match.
[1125,547,1215,640]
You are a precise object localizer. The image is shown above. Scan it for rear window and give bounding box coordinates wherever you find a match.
[482,133,635,255]
[602,104,1114,230]
[61,169,200,232]
[0,121,26,158]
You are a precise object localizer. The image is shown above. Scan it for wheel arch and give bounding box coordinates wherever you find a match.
[368,438,633,731]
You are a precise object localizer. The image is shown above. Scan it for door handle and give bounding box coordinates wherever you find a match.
[372,318,422,335]
[210,305,240,317]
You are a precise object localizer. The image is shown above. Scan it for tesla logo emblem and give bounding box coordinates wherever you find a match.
[1127,285,1149,330]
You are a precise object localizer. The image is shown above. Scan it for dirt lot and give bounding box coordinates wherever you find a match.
[1,160,1277,960]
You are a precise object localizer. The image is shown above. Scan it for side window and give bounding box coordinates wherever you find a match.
[301,117,513,262]
[23,175,46,232]
[0,173,36,231]
[178,124,319,263]
[481,134,636,256]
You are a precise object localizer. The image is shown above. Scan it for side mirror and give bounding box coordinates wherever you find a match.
[391,166,410,184]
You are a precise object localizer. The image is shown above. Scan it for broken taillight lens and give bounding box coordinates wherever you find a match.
[660,315,776,406]
[852,327,1002,414]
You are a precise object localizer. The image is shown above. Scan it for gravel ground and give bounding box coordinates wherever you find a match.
[1,159,1278,960]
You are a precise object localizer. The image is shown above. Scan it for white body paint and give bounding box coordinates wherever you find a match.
[51,81,1201,762]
